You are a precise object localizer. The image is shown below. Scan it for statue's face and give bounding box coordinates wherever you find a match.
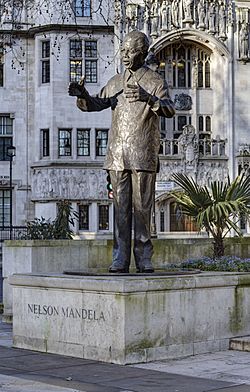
[121,37,146,71]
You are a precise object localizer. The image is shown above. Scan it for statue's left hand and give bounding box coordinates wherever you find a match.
[124,83,151,103]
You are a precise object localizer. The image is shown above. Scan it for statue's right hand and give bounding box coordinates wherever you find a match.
[68,81,85,97]
[68,76,88,98]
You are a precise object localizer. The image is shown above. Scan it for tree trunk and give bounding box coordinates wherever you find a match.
[213,234,225,258]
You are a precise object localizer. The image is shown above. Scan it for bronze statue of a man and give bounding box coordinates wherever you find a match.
[69,31,175,273]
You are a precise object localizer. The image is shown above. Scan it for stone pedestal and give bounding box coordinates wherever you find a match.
[10,272,250,365]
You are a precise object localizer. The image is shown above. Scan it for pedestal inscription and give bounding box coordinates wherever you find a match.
[28,303,105,321]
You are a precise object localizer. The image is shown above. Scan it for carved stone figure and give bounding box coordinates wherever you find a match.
[68,31,175,273]
[239,21,249,60]
[219,3,227,39]
[126,3,138,32]
[49,169,59,196]
[197,0,206,30]
[161,0,171,32]
[183,0,194,22]
[143,0,151,35]
[171,0,180,28]
[178,125,198,165]
[151,0,159,38]
[208,2,216,34]
[174,93,192,110]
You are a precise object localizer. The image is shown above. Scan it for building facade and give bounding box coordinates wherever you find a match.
[0,0,250,237]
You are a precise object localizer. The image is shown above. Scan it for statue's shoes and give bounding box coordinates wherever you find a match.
[109,265,129,273]
[136,267,154,273]
[136,260,154,273]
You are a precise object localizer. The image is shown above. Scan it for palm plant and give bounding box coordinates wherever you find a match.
[170,173,250,258]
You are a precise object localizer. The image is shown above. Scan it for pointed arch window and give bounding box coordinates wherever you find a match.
[198,115,212,155]
[197,49,211,88]
[157,42,211,89]
[205,116,211,132]
[172,44,192,88]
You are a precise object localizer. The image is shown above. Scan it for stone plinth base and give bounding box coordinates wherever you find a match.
[10,272,250,365]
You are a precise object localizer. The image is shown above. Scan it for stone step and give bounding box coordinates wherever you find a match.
[230,336,250,352]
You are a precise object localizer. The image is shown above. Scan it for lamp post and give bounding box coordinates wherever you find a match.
[6,145,16,240]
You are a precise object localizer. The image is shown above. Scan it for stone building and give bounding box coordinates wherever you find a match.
[0,0,249,237]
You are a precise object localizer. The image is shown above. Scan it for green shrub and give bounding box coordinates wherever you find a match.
[23,200,78,240]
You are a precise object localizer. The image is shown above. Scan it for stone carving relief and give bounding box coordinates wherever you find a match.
[157,159,228,186]
[183,0,194,23]
[239,22,250,61]
[32,168,108,201]
[171,0,180,29]
[157,161,184,181]
[126,3,139,32]
[161,0,171,33]
[174,93,192,110]
[219,3,227,40]
[197,0,206,30]
[237,8,250,62]
[208,2,216,34]
[115,0,233,42]
[150,0,160,37]
[178,125,199,170]
[197,162,229,186]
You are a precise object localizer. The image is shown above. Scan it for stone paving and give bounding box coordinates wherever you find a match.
[1,316,250,392]
[133,351,250,386]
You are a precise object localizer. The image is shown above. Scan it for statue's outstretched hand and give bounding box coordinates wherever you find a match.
[68,76,88,98]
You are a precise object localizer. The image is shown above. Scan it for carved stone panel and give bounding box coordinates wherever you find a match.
[157,159,228,186]
[31,168,108,201]
[196,161,229,186]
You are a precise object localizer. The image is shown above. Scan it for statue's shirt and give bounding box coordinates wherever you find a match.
[77,65,174,172]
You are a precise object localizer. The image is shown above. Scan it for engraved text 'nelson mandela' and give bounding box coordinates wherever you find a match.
[28,304,105,321]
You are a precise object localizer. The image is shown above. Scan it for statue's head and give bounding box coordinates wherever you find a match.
[121,31,149,71]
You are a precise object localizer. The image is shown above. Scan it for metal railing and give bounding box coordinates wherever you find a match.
[0,226,27,242]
